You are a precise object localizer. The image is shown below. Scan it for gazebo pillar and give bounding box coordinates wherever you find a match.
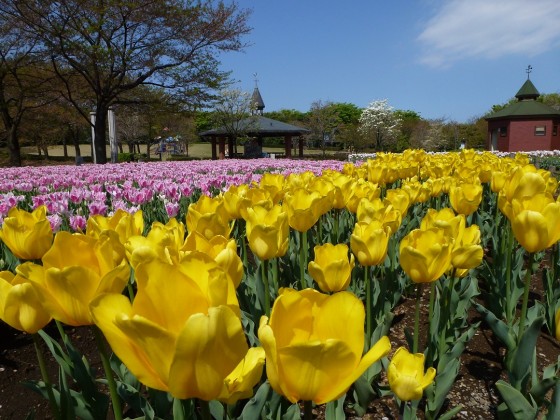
[211,137,217,160]
[298,136,304,157]
[284,135,292,158]
[228,136,235,158]
[218,137,226,159]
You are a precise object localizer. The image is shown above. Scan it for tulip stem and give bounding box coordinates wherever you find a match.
[199,399,211,420]
[505,225,514,326]
[261,260,271,316]
[93,326,123,420]
[518,252,535,340]
[33,333,60,420]
[365,266,371,350]
[299,231,308,290]
[303,400,313,420]
[413,284,422,354]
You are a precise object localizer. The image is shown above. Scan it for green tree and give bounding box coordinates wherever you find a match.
[394,109,421,152]
[0,0,251,163]
[307,100,341,156]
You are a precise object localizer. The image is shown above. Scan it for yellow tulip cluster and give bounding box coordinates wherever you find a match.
[3,148,560,413]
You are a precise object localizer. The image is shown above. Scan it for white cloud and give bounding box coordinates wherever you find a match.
[417,0,560,67]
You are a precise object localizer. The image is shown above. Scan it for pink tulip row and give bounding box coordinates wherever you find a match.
[0,159,345,226]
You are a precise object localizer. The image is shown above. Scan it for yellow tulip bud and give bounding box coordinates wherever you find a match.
[0,271,51,333]
[510,193,560,253]
[241,204,289,260]
[258,288,391,404]
[449,182,483,216]
[308,243,355,292]
[399,228,452,283]
[350,221,391,266]
[186,195,231,240]
[0,206,53,260]
[387,347,436,401]
[555,308,560,341]
[282,188,324,232]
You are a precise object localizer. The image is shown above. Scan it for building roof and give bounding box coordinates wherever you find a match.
[199,115,310,137]
[515,79,540,100]
[486,78,560,121]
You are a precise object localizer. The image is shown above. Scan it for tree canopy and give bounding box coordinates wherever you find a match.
[0,0,251,163]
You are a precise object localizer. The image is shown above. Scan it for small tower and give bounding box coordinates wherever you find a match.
[251,73,265,116]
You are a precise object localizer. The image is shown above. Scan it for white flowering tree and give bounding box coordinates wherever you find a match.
[358,99,401,151]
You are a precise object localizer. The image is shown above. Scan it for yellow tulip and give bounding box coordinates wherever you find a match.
[223,184,250,219]
[345,180,380,214]
[0,206,53,260]
[448,181,483,216]
[451,225,483,277]
[399,228,453,283]
[91,253,264,403]
[183,231,243,288]
[125,218,186,268]
[357,198,402,233]
[186,195,231,240]
[387,346,436,401]
[308,243,355,292]
[0,271,51,333]
[86,208,144,244]
[384,189,410,217]
[282,188,324,232]
[350,221,391,266]
[258,288,391,404]
[509,193,560,253]
[259,173,286,203]
[17,231,130,326]
[420,208,464,238]
[241,204,289,260]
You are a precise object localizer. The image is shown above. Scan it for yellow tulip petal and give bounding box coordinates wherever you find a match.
[168,306,248,400]
[91,293,170,391]
[3,282,51,333]
[45,267,100,326]
[258,317,287,399]
[133,259,210,334]
[221,346,265,404]
[512,211,549,253]
[276,339,356,404]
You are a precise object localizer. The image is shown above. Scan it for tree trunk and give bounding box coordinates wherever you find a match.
[94,107,108,163]
[7,127,22,167]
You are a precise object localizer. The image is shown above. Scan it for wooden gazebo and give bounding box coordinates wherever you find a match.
[199,86,310,159]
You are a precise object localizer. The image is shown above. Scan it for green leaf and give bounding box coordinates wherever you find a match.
[473,302,516,350]
[495,380,538,420]
[530,377,559,406]
[546,381,560,420]
[37,329,73,377]
[351,374,375,417]
[281,403,301,420]
[507,315,544,390]
[325,395,346,420]
[437,404,464,420]
[239,381,271,419]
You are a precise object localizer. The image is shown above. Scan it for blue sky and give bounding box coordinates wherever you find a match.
[218,0,560,123]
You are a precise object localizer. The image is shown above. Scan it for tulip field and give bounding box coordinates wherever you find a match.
[0,149,559,419]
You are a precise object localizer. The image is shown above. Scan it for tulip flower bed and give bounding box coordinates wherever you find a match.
[0,150,559,420]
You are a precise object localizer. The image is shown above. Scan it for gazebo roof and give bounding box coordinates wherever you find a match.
[486,78,560,121]
[199,115,310,137]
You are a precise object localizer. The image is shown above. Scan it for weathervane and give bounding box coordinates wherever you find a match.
[253,72,258,88]
[526,65,532,79]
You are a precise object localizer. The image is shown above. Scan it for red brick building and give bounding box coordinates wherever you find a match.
[486,78,560,152]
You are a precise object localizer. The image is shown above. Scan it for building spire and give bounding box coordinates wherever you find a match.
[251,73,265,116]
[526,64,532,79]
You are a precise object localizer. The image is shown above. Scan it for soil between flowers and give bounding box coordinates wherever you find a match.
[1,288,558,419]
